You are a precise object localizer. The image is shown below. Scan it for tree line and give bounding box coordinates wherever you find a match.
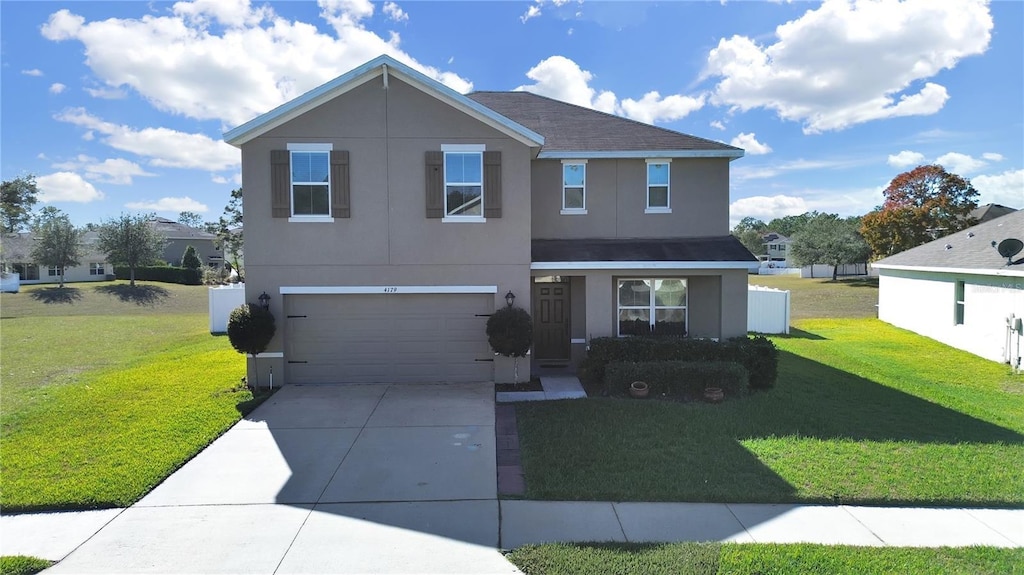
[733,165,982,279]
[1,175,243,287]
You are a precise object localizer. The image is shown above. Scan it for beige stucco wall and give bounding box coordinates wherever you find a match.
[531,158,731,239]
[239,75,533,383]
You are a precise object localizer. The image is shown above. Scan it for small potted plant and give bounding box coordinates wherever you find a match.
[704,386,724,403]
[629,380,649,399]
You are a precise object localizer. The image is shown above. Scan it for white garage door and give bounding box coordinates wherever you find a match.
[284,293,494,384]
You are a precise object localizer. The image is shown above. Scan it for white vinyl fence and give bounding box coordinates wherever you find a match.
[209,283,246,333]
[748,285,790,334]
[1,272,20,293]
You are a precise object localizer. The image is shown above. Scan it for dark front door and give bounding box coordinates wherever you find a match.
[533,283,570,361]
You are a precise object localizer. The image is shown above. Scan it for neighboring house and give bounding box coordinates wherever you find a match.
[874,210,1024,366]
[761,233,791,266]
[969,203,1017,224]
[0,231,113,285]
[224,55,755,385]
[149,217,223,268]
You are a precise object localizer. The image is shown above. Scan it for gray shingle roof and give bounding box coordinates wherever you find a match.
[533,237,757,263]
[150,217,216,240]
[1,231,108,262]
[874,210,1024,273]
[467,91,741,156]
[969,203,1017,223]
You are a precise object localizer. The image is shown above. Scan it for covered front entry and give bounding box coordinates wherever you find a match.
[285,293,493,384]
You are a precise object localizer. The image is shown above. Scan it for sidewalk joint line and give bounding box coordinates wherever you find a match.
[610,502,629,543]
[272,505,316,574]
[312,385,390,504]
[839,505,888,546]
[723,503,757,543]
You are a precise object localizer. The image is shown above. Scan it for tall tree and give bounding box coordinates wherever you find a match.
[766,212,820,237]
[789,213,871,281]
[733,217,767,234]
[213,188,243,273]
[177,211,205,229]
[860,165,979,258]
[731,217,768,256]
[30,209,83,288]
[1,175,39,234]
[97,213,166,287]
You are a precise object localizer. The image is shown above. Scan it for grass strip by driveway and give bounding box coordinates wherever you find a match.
[0,282,256,511]
[516,319,1024,506]
[0,556,53,575]
[505,543,1024,575]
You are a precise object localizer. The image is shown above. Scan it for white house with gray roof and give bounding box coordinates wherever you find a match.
[874,209,1024,366]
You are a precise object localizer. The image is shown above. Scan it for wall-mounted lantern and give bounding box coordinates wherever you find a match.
[258,291,271,311]
[505,290,516,308]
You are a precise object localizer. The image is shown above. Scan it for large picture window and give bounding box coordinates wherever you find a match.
[646,160,671,212]
[617,278,687,337]
[290,148,330,216]
[444,148,483,217]
[562,161,586,213]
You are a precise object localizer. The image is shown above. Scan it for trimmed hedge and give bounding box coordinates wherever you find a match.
[114,265,201,285]
[606,360,749,398]
[581,335,778,390]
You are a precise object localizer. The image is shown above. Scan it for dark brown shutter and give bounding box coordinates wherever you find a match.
[271,150,290,218]
[330,150,350,218]
[425,151,444,219]
[483,151,502,219]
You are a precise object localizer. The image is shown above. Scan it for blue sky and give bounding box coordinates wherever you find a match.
[2,0,1021,228]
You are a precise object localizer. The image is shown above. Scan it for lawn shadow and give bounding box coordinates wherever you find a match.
[738,351,1024,446]
[771,328,826,340]
[29,287,83,304]
[96,284,170,306]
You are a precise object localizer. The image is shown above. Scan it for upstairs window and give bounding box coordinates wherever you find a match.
[444,145,484,218]
[646,160,671,213]
[290,146,331,217]
[562,161,587,214]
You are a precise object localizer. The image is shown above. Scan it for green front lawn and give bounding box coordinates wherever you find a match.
[0,556,53,575]
[0,282,257,511]
[506,543,1024,575]
[516,318,1024,506]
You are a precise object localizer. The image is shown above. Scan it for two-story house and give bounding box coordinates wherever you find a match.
[762,232,791,266]
[224,55,755,385]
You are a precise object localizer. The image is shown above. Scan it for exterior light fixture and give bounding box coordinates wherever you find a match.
[258,291,271,311]
[505,290,516,308]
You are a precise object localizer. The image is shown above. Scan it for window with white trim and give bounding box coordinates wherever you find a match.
[89,262,105,275]
[646,160,671,212]
[289,144,331,217]
[617,278,687,337]
[48,266,63,277]
[444,145,483,218]
[13,263,39,280]
[561,161,586,214]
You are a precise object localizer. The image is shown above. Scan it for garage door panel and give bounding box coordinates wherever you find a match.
[286,293,494,384]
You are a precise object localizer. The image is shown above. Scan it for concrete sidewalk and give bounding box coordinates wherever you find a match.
[3,501,1021,571]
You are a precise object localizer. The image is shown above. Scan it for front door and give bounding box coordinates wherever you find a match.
[533,282,570,361]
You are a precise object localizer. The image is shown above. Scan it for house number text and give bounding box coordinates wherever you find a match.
[383,287,398,293]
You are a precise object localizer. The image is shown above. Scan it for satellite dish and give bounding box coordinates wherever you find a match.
[996,238,1024,263]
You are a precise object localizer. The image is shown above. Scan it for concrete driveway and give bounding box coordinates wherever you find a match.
[46,383,520,574]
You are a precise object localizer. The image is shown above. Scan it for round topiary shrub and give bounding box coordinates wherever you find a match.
[486,306,533,358]
[227,303,276,357]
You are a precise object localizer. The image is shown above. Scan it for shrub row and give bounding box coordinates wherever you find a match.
[581,335,778,390]
[606,360,749,398]
[114,265,202,285]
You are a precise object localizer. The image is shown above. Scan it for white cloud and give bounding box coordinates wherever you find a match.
[521,4,542,23]
[126,196,209,213]
[41,2,472,126]
[85,86,127,99]
[36,172,105,203]
[81,130,95,141]
[710,120,726,131]
[887,150,925,168]
[383,2,408,22]
[21,69,44,77]
[52,155,156,185]
[982,152,1004,162]
[730,132,771,155]
[516,55,704,123]
[49,83,66,94]
[730,194,809,224]
[935,152,987,175]
[972,169,1023,207]
[703,0,992,133]
[55,107,240,171]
